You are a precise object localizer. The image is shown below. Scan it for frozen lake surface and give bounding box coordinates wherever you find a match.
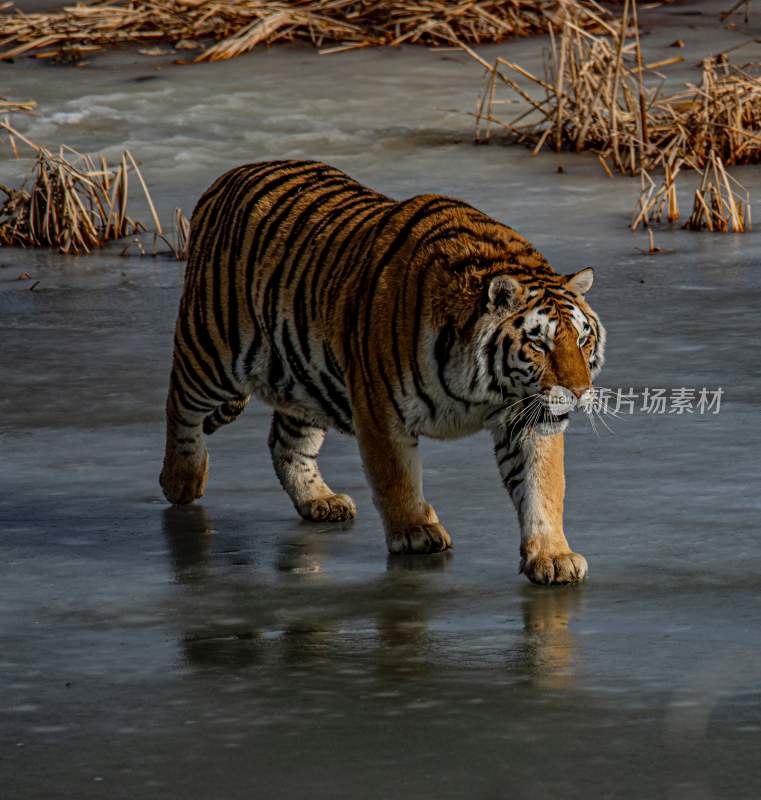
[1,1,761,796]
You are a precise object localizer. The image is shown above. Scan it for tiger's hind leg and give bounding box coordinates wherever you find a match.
[269,412,356,523]
[160,360,250,505]
[160,366,210,505]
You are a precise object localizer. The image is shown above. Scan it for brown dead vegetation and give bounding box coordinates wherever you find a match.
[683,152,752,233]
[0,121,161,254]
[631,157,682,231]
[467,0,761,174]
[0,0,599,63]
[632,152,751,235]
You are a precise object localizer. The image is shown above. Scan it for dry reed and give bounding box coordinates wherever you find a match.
[0,121,161,254]
[683,152,751,233]
[148,206,191,259]
[0,0,598,63]
[170,207,190,260]
[632,151,752,235]
[0,96,36,113]
[468,2,761,174]
[631,157,682,231]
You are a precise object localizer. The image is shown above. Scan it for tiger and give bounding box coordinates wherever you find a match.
[159,160,606,585]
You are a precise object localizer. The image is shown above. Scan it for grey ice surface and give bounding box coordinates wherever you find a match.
[1,1,761,798]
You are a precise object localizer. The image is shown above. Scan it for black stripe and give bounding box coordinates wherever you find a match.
[323,341,343,381]
[177,308,235,399]
[433,229,509,257]
[191,268,240,395]
[252,167,340,335]
[266,177,357,288]
[270,184,370,362]
[237,165,337,346]
[319,201,395,319]
[282,183,367,285]
[281,321,347,429]
[501,336,513,377]
[242,322,262,376]
[388,217,454,395]
[174,349,228,407]
[173,385,213,415]
[267,349,284,386]
[484,327,501,392]
[356,198,458,393]
[409,268,437,418]
[318,371,353,431]
[433,318,472,409]
[231,162,319,260]
[193,163,284,289]
[375,358,407,428]
[289,193,380,361]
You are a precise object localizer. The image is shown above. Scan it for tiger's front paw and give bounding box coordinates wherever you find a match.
[520,550,588,585]
[387,523,452,555]
[299,493,357,523]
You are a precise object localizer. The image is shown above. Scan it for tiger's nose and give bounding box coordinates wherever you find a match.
[572,387,594,411]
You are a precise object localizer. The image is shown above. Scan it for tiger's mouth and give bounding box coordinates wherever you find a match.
[534,408,570,435]
[542,386,577,416]
[494,392,572,433]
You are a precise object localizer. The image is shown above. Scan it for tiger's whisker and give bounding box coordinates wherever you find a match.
[587,410,599,438]
[508,396,544,445]
[594,409,616,435]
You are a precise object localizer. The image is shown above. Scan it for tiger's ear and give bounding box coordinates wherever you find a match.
[487,274,523,313]
[565,267,594,295]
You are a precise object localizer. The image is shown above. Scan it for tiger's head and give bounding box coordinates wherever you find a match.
[474,267,606,435]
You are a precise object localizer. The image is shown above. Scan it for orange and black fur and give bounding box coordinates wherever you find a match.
[160,161,605,584]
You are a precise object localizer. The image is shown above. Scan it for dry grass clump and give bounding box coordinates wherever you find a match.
[469,0,761,174]
[632,152,751,234]
[0,0,599,62]
[0,121,161,254]
[684,152,751,233]
[121,206,190,257]
[631,157,682,230]
[661,58,761,168]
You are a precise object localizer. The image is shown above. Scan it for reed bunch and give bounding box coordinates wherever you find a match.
[0,121,161,254]
[468,3,761,173]
[0,0,599,63]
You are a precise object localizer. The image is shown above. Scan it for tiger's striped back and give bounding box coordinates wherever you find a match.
[172,159,561,440]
